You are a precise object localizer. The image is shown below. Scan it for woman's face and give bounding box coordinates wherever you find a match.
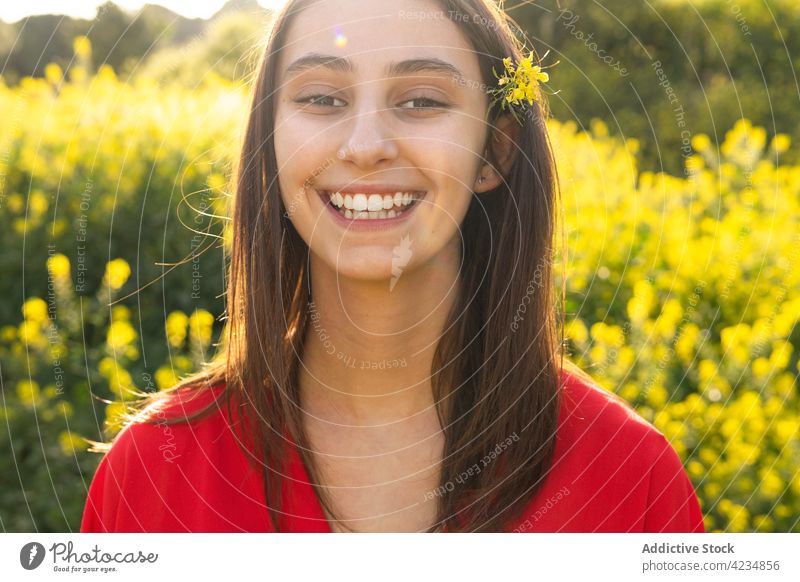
[273,0,493,282]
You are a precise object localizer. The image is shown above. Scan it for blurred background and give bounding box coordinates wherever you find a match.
[0,0,798,532]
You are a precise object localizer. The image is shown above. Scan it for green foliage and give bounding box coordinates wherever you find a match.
[138,12,267,86]
[0,379,100,531]
[517,0,800,173]
[0,1,263,82]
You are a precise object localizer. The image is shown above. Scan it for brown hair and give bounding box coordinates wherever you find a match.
[105,0,591,532]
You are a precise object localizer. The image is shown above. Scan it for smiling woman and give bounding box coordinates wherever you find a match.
[80,0,704,533]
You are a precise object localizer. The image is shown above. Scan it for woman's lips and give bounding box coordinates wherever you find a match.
[315,189,428,226]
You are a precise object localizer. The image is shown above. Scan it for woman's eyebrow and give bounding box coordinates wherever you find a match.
[285,53,353,77]
[283,52,466,84]
[389,58,466,84]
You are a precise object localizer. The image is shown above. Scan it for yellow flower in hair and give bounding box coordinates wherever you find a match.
[488,49,557,125]
[525,82,538,105]
[519,56,534,76]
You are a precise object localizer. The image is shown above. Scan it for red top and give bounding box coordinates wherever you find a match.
[80,370,705,533]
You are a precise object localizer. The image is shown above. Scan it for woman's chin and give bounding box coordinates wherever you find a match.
[316,254,414,286]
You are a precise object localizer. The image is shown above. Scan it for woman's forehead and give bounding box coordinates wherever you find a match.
[277,0,481,80]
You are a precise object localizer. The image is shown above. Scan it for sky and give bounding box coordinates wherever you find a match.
[0,0,287,23]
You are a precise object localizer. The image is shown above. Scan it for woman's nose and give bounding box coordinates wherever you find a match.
[337,104,400,168]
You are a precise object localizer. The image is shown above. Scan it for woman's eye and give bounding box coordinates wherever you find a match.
[398,97,448,111]
[297,94,346,108]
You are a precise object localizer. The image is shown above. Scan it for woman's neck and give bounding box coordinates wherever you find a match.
[298,237,461,426]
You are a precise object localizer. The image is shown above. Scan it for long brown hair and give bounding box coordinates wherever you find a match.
[107,0,590,532]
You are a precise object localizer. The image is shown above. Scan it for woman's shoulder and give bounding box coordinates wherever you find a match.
[105,381,234,465]
[557,365,670,453]
[553,364,695,500]
[80,381,269,532]
[526,365,704,532]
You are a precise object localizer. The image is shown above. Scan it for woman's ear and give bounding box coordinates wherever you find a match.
[474,114,520,193]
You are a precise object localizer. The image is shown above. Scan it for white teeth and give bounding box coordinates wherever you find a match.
[352,195,368,212]
[325,190,421,213]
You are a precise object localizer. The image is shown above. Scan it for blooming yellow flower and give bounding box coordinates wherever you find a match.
[525,82,538,105]
[106,320,137,351]
[18,320,45,348]
[47,253,71,280]
[155,366,179,390]
[771,133,791,154]
[99,356,135,396]
[691,133,712,152]
[58,431,86,456]
[698,359,718,383]
[29,190,48,218]
[627,280,655,323]
[73,35,92,59]
[103,258,131,291]
[518,55,533,76]
[769,340,793,370]
[16,380,40,407]
[565,318,589,345]
[113,306,133,322]
[751,357,771,378]
[22,297,49,323]
[489,49,554,123]
[760,470,785,500]
[646,385,668,408]
[166,311,189,348]
[44,63,63,86]
[189,309,215,347]
[726,505,750,532]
